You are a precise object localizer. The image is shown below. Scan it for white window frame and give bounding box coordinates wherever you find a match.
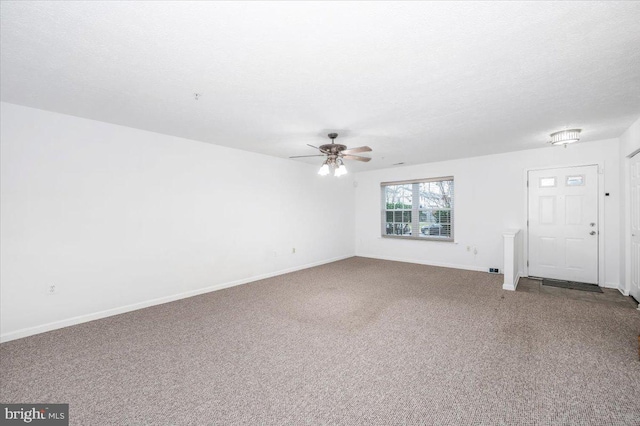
[381,176,454,242]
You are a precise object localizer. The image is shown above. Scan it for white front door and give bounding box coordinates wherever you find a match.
[629,154,640,301]
[528,165,599,284]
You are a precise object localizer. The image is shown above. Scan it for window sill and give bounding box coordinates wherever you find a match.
[381,235,455,242]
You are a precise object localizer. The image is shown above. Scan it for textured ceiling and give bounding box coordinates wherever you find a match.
[2,1,640,171]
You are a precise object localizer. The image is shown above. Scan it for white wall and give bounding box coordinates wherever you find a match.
[1,100,632,342]
[354,139,621,287]
[0,102,355,341]
[619,115,640,296]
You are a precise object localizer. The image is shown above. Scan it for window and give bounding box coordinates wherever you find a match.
[565,175,585,186]
[539,177,556,188]
[382,176,454,241]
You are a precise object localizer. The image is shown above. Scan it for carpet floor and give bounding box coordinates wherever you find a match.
[1,257,639,425]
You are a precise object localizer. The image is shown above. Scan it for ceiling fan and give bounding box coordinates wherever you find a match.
[289,133,372,176]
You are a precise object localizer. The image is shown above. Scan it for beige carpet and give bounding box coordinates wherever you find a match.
[1,257,639,425]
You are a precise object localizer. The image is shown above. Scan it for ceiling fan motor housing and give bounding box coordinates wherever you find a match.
[320,143,347,154]
[320,133,347,154]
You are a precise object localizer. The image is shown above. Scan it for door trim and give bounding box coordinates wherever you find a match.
[622,152,638,297]
[523,162,605,286]
[625,151,640,299]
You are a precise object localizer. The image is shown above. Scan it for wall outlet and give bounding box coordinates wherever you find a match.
[47,284,57,295]
[292,247,296,254]
[489,268,500,274]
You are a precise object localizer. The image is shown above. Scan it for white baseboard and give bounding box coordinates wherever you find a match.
[0,254,354,343]
[600,282,624,293]
[356,253,488,273]
[502,273,521,291]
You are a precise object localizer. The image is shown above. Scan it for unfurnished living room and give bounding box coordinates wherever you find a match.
[1,1,640,425]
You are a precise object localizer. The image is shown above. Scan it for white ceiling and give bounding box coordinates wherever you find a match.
[2,1,640,171]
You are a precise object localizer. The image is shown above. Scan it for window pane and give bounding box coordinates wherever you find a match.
[434,210,450,223]
[419,222,451,238]
[419,209,451,237]
[386,211,393,222]
[387,223,412,235]
[385,184,412,209]
[391,211,412,223]
[385,222,394,234]
[540,177,556,187]
[566,175,584,186]
[419,181,453,209]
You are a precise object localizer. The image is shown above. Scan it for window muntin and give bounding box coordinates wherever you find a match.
[382,177,454,241]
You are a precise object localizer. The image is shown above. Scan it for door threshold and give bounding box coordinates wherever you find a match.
[541,278,603,293]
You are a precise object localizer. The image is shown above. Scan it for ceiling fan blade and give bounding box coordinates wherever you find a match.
[306,144,320,150]
[289,154,326,158]
[342,154,371,162]
[341,146,372,155]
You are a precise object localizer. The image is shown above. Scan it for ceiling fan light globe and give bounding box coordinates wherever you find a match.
[318,164,330,176]
[335,164,347,177]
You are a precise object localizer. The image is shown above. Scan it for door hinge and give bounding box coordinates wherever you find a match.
[527,260,529,267]
[527,219,529,227]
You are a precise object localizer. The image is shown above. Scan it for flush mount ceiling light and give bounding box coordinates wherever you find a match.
[549,129,582,146]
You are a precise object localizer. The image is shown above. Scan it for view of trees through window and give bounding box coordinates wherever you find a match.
[383,178,453,240]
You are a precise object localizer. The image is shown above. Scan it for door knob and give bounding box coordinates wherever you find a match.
[590,231,596,235]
